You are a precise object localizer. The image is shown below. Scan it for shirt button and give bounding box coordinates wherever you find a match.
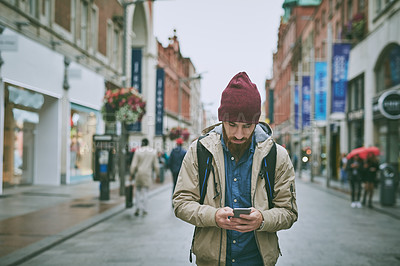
[234,199,237,203]
[234,178,237,182]
[233,240,236,244]
[232,259,235,263]
[231,156,235,161]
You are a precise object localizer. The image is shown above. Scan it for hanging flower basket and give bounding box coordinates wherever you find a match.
[169,127,190,141]
[101,87,146,124]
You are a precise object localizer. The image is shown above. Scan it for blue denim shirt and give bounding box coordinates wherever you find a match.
[221,135,263,265]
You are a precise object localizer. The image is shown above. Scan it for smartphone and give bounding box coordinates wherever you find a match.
[233,208,251,218]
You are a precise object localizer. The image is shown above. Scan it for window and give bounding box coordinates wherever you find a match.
[90,6,98,52]
[322,10,326,27]
[348,74,365,111]
[347,0,353,21]
[375,44,400,92]
[29,0,38,18]
[329,0,333,17]
[113,29,120,67]
[80,0,88,49]
[41,0,51,25]
[358,0,366,11]
[107,21,113,61]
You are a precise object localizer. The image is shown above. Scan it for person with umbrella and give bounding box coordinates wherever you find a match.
[346,154,364,208]
[362,152,379,208]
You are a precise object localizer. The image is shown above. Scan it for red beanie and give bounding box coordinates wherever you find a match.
[218,72,261,124]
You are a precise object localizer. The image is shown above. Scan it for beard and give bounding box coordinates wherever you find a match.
[222,126,254,162]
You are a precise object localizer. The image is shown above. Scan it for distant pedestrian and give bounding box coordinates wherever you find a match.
[168,138,186,195]
[130,138,159,216]
[346,154,363,208]
[340,153,348,187]
[362,152,379,208]
[157,150,168,183]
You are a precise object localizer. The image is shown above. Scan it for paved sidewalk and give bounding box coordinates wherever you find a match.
[298,169,400,220]
[0,173,172,266]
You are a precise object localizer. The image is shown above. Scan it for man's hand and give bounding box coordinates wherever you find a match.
[216,207,263,233]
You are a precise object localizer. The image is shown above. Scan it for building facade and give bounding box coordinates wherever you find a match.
[0,0,157,194]
[269,0,399,180]
[156,31,203,152]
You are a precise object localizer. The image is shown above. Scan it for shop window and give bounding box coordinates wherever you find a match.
[70,106,98,181]
[375,44,400,93]
[348,74,365,111]
[3,85,42,187]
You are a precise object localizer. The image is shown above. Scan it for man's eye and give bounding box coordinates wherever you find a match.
[229,122,236,127]
[243,124,252,129]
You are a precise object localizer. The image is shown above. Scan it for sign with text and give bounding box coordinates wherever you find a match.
[314,62,327,121]
[302,76,311,128]
[127,48,142,132]
[331,43,351,114]
[155,68,165,135]
[294,85,299,130]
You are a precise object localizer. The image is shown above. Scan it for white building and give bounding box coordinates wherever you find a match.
[0,1,157,194]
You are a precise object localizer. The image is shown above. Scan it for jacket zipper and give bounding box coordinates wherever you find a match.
[253,166,266,266]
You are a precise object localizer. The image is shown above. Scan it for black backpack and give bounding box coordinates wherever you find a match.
[196,135,277,208]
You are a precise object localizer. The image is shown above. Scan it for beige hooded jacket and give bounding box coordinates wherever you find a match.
[173,123,298,266]
[130,146,159,188]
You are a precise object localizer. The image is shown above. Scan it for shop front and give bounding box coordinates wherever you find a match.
[70,104,99,183]
[373,43,400,173]
[2,83,60,188]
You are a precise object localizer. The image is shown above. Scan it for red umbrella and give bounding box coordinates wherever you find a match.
[346,146,380,160]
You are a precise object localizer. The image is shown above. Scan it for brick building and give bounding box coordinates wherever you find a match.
[269,0,399,180]
[157,31,203,149]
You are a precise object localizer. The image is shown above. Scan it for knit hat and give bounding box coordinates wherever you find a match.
[176,138,183,145]
[218,72,261,124]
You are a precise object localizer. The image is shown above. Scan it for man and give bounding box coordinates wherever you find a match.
[173,72,298,265]
[168,137,187,194]
[130,138,159,216]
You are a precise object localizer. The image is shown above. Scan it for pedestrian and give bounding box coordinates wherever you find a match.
[340,153,348,188]
[362,152,379,208]
[172,72,298,265]
[157,150,168,183]
[168,137,187,195]
[346,154,363,208]
[129,138,159,216]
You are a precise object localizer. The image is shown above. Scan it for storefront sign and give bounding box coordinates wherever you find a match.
[378,89,400,120]
[331,43,351,114]
[128,48,142,132]
[155,68,165,136]
[315,61,327,121]
[302,76,311,128]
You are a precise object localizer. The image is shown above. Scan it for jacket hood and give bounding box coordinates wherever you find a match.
[201,122,273,144]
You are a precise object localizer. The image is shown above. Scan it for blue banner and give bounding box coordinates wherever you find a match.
[155,68,165,136]
[302,76,311,128]
[294,85,299,130]
[332,43,351,113]
[314,62,327,121]
[128,48,142,132]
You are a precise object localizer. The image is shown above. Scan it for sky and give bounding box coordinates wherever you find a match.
[153,0,285,120]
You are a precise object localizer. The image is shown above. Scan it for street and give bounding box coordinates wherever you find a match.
[19,180,400,266]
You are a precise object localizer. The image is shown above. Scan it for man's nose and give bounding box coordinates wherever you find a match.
[234,127,244,140]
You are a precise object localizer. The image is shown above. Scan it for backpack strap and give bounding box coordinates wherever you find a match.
[197,135,213,205]
[259,142,277,209]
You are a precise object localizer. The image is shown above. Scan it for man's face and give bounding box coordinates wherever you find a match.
[222,121,256,144]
